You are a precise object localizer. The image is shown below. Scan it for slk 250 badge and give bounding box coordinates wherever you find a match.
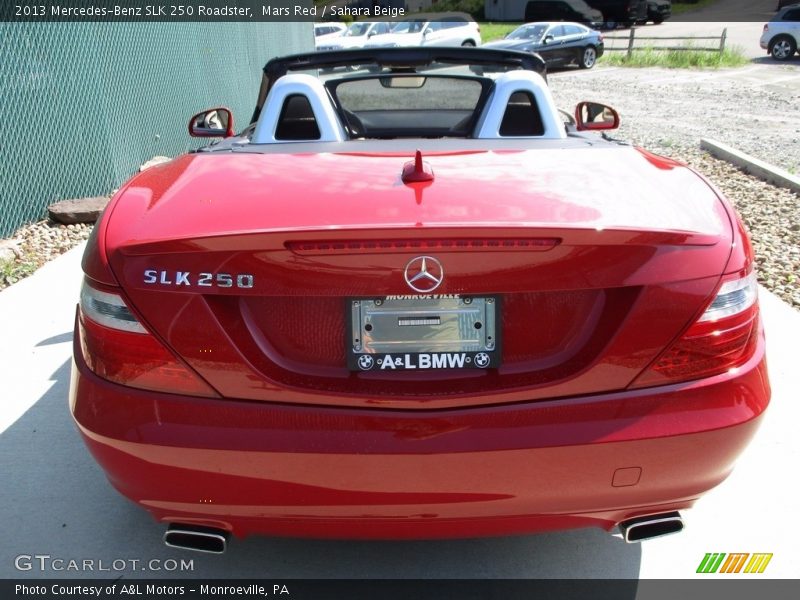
[143,270,254,288]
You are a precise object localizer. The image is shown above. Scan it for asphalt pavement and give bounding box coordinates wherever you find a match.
[1,236,798,580]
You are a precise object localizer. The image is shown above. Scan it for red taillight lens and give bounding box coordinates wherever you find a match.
[78,279,217,397]
[631,271,760,388]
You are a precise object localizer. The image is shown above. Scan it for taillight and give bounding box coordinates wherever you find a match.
[78,279,217,397]
[80,283,147,333]
[631,270,760,388]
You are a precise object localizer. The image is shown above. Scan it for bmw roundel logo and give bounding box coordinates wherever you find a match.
[474,352,491,368]
[357,355,375,370]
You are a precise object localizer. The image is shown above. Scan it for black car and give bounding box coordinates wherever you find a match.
[524,1,604,29]
[586,0,648,27]
[484,21,605,69]
[643,0,671,24]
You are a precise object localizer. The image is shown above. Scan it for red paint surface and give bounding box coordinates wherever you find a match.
[71,327,769,538]
[71,142,770,538]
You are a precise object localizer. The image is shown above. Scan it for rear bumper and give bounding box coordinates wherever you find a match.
[70,331,770,540]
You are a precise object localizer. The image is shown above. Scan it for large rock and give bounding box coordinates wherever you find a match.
[48,197,110,225]
[0,240,20,265]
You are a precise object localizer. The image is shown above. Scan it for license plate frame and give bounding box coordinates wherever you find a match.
[347,295,500,372]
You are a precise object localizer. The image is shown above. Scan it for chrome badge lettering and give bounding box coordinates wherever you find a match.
[143,270,254,289]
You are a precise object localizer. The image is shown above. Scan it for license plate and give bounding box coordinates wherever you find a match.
[347,296,500,371]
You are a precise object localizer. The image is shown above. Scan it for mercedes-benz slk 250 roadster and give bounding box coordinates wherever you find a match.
[70,48,769,553]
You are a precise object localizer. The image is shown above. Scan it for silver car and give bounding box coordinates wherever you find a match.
[760,4,800,60]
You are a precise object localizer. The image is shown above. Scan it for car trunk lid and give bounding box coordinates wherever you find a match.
[104,146,733,409]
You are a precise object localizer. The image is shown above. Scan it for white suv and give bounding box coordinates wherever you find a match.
[316,21,393,51]
[366,13,482,48]
[760,4,800,60]
[313,23,347,44]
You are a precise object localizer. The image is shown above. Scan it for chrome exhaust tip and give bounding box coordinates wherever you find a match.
[164,524,229,554]
[618,511,684,543]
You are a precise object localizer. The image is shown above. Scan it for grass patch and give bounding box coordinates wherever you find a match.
[1,259,37,287]
[600,45,749,69]
[672,0,721,17]
[480,22,521,43]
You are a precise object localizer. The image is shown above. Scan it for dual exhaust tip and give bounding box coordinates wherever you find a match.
[163,512,684,552]
[619,511,684,543]
[164,524,229,554]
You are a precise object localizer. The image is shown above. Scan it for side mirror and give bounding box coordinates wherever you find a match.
[574,101,620,131]
[189,107,234,138]
[543,35,554,44]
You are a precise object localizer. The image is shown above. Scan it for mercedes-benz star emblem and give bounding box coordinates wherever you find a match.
[404,256,444,293]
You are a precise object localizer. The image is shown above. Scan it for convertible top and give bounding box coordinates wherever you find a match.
[251,47,548,124]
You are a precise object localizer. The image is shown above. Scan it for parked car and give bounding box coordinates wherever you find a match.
[313,22,347,42]
[71,47,769,552]
[315,20,392,51]
[524,0,604,29]
[642,0,671,24]
[365,12,481,48]
[586,0,647,27]
[777,1,798,10]
[484,21,604,69]
[760,4,800,60]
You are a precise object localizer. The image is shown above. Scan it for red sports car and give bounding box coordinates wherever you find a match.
[70,48,769,553]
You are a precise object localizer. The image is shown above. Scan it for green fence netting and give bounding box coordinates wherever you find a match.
[0,21,312,237]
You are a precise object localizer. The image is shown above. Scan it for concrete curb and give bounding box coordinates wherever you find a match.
[700,138,800,195]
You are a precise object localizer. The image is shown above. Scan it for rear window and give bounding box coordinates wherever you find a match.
[781,8,800,21]
[329,76,486,138]
[334,77,482,111]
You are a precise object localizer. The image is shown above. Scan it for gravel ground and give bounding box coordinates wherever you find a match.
[0,222,92,291]
[549,66,800,308]
[1,66,798,307]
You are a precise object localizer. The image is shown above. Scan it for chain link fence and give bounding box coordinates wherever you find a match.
[0,21,311,238]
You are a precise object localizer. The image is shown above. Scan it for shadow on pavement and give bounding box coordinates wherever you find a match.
[35,332,74,347]
[1,353,642,580]
[750,56,800,65]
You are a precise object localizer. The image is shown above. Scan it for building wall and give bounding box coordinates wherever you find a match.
[484,0,529,20]
[0,22,312,237]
